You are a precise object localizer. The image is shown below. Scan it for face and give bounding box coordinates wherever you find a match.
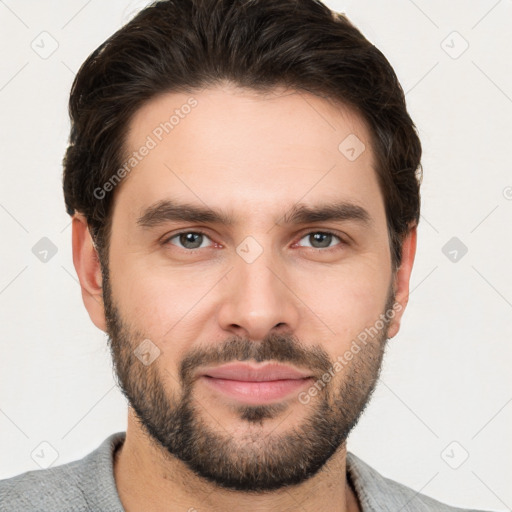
[96,84,405,491]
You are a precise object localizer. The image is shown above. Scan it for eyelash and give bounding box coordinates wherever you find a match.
[162,229,347,253]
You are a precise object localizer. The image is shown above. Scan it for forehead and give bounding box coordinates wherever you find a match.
[116,85,382,226]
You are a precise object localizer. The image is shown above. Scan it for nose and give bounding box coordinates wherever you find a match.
[216,246,300,341]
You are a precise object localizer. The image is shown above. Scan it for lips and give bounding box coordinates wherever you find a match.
[198,362,314,404]
[199,362,312,382]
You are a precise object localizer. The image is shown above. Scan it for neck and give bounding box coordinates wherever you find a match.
[113,411,361,512]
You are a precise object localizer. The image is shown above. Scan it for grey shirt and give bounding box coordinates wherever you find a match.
[0,431,491,511]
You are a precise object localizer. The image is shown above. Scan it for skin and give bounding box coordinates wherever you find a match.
[72,84,416,512]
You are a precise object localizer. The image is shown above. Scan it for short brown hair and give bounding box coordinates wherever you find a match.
[63,0,422,270]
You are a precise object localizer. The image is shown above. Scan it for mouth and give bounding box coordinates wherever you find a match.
[198,362,314,404]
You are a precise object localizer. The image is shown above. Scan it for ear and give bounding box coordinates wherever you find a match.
[71,213,107,332]
[387,225,417,339]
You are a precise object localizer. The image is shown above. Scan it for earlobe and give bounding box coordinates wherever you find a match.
[71,213,107,331]
[387,225,417,339]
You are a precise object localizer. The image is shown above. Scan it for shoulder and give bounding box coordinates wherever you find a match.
[346,451,494,512]
[0,432,126,512]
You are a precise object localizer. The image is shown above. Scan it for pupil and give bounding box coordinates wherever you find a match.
[312,233,331,248]
[181,233,202,249]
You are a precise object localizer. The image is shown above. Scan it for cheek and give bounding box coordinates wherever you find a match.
[110,259,217,344]
[295,258,391,343]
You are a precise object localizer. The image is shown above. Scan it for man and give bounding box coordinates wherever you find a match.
[0,0,491,511]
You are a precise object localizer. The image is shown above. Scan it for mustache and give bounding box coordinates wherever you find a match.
[179,332,332,385]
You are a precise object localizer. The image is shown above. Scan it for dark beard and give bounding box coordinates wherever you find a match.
[102,264,392,491]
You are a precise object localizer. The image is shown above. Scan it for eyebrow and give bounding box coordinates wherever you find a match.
[136,199,372,229]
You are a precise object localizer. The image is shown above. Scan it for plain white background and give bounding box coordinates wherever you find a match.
[0,0,511,510]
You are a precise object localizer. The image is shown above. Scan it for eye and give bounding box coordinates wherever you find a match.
[164,231,214,250]
[163,230,345,252]
[296,231,344,250]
